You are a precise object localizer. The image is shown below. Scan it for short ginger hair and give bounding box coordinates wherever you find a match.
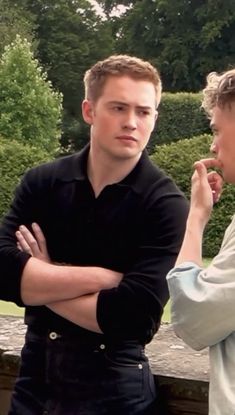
[83,54,162,107]
[202,69,235,118]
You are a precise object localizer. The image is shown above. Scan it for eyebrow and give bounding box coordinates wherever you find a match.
[107,101,154,110]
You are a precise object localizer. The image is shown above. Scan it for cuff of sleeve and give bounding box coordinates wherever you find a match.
[167,261,206,350]
[167,261,202,277]
[5,251,31,307]
[96,288,119,336]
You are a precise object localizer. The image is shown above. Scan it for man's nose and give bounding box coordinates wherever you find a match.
[210,141,217,154]
[123,112,137,130]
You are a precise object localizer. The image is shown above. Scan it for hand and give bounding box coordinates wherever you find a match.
[16,222,51,263]
[189,158,223,225]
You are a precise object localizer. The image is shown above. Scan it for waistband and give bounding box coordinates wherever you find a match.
[26,325,144,350]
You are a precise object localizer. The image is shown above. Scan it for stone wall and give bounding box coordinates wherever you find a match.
[0,316,209,415]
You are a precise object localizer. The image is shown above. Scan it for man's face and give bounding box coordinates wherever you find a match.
[82,75,157,162]
[210,104,235,183]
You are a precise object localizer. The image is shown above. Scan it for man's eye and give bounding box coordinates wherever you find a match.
[113,106,124,111]
[139,110,150,116]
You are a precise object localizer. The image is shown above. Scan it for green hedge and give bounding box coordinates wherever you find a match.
[148,92,210,153]
[151,134,235,257]
[1,134,233,258]
[0,138,52,219]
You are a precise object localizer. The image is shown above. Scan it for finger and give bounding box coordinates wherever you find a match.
[207,171,223,190]
[192,162,218,205]
[207,172,223,203]
[207,171,223,191]
[207,170,222,180]
[31,222,51,263]
[18,225,40,256]
[32,223,48,255]
[15,230,33,255]
[194,158,222,170]
[193,161,208,181]
[17,241,23,251]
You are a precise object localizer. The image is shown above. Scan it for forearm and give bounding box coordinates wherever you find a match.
[176,212,205,267]
[176,158,222,267]
[21,257,121,306]
[47,293,101,333]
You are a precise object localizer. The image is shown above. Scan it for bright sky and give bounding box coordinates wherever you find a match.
[88,0,127,17]
[89,0,105,17]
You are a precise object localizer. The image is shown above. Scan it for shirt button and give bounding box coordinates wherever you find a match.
[99,344,105,350]
[138,363,143,370]
[49,331,59,340]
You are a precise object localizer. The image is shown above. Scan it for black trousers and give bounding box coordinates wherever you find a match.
[8,328,161,415]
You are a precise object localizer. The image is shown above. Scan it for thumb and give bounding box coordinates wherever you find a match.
[193,161,208,179]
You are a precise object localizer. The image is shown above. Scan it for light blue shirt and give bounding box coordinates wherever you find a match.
[167,215,235,415]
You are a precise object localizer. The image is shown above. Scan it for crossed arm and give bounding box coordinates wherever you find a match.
[17,223,123,333]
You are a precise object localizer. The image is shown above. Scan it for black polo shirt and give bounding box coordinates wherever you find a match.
[0,145,188,344]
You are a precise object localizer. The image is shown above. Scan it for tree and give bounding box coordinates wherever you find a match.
[0,0,36,57]
[114,0,235,91]
[0,137,51,219]
[26,0,115,150]
[0,35,62,153]
[94,0,131,17]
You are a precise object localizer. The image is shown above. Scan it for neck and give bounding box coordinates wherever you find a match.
[87,144,141,197]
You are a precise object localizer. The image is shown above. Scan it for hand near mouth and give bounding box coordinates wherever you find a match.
[196,157,223,171]
[188,158,224,228]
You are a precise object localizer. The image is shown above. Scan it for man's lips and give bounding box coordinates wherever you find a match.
[116,135,137,141]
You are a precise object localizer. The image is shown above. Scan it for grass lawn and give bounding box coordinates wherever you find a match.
[203,257,211,267]
[0,300,24,316]
[0,258,211,321]
[163,301,170,322]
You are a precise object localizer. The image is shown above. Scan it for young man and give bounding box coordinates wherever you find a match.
[0,55,188,415]
[167,68,235,415]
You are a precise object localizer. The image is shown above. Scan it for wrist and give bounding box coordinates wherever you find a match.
[187,210,208,231]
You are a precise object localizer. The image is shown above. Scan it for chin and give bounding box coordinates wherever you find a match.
[115,148,140,159]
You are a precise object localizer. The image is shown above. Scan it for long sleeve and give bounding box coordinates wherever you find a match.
[167,215,235,350]
[0,170,40,305]
[97,189,189,343]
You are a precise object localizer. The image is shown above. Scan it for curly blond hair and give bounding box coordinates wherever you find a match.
[83,55,162,107]
[202,69,235,118]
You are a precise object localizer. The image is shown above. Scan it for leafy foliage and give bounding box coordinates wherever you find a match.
[0,0,36,57]
[148,92,210,153]
[0,35,62,153]
[0,137,51,218]
[151,134,235,257]
[26,0,115,149]
[151,134,212,197]
[2,0,235,151]
[114,0,235,92]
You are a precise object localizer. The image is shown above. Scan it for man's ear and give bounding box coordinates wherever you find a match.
[82,100,94,125]
[151,110,158,133]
